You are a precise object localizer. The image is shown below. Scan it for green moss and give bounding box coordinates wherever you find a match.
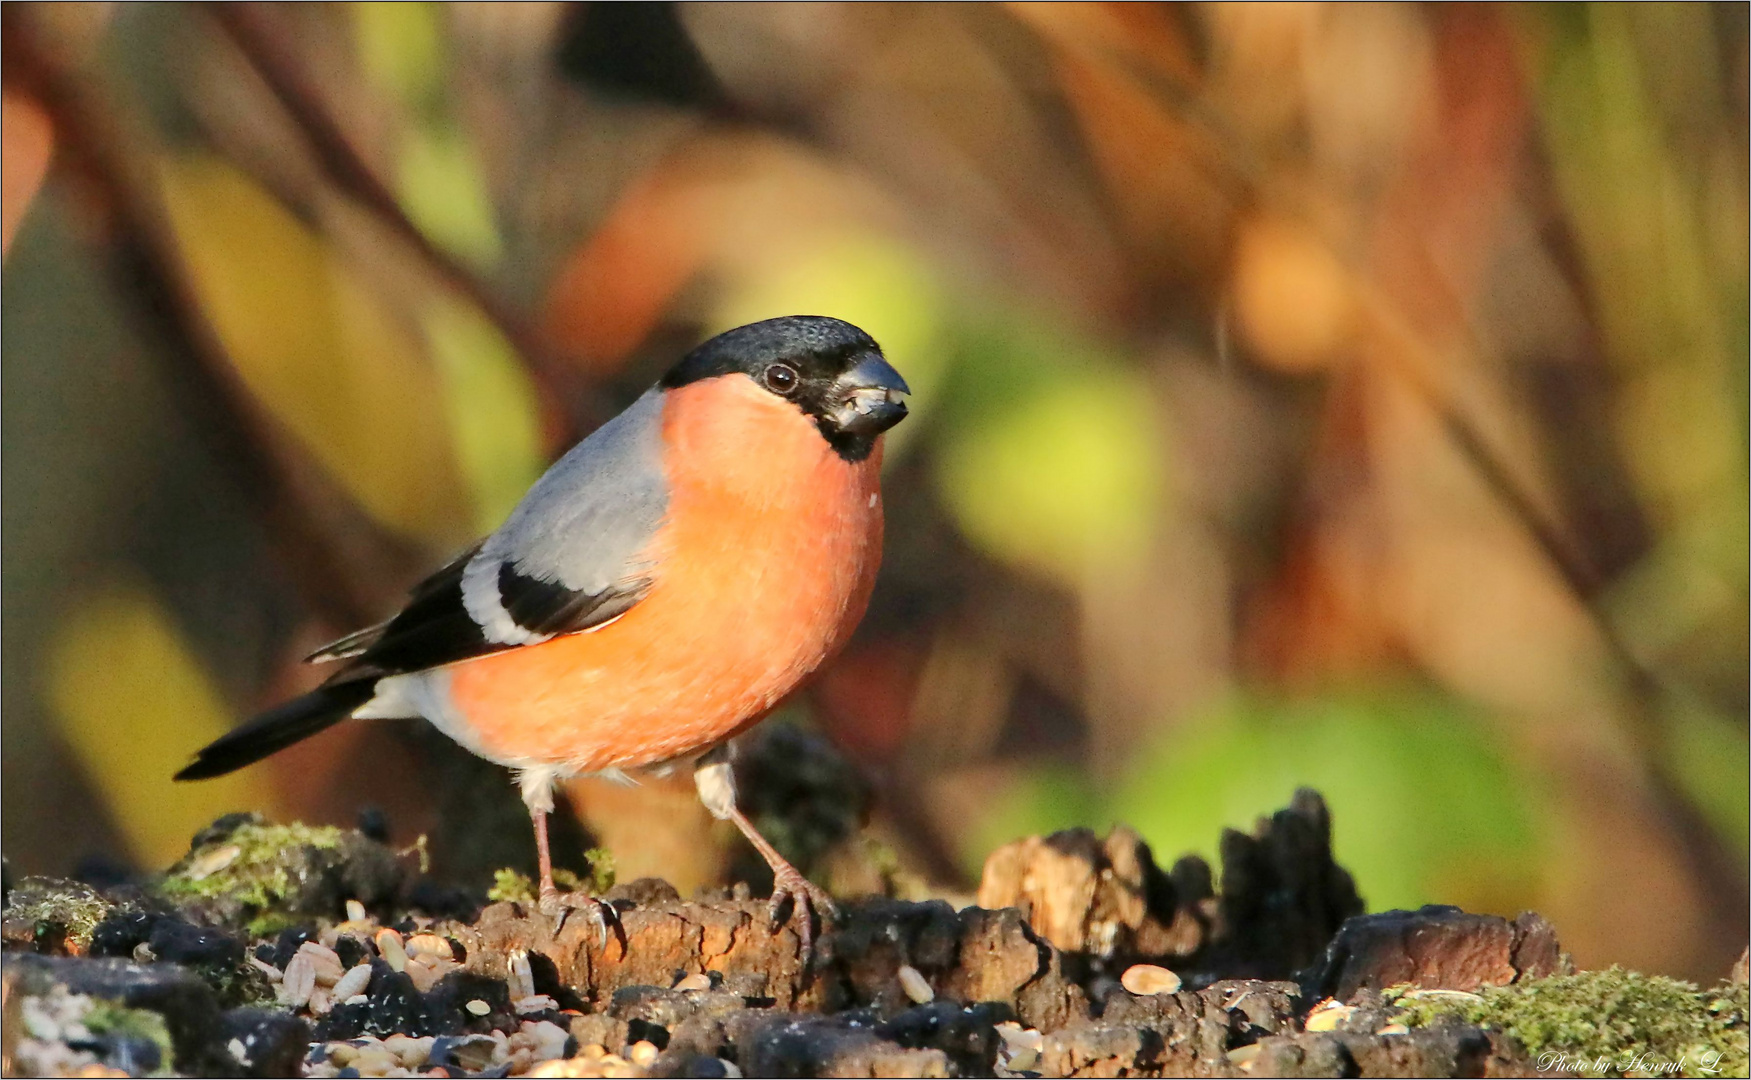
[3,877,111,952]
[1394,969,1749,1078]
[83,1001,174,1076]
[159,821,343,935]
[583,848,616,895]
[487,852,614,906]
[488,869,536,905]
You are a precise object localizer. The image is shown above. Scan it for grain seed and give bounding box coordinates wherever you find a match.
[331,963,372,1002]
[1304,1000,1353,1032]
[280,953,316,1008]
[1119,964,1181,996]
[897,964,933,1004]
[373,928,407,972]
[298,942,345,986]
[185,844,240,882]
[629,1040,659,1067]
[384,1035,434,1069]
[405,933,453,960]
[465,998,491,1016]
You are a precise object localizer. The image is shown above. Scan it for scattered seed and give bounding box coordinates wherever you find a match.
[132,942,156,964]
[404,956,456,993]
[515,994,559,1014]
[673,972,712,992]
[580,1044,608,1060]
[465,999,491,1016]
[374,928,407,972]
[1377,1022,1410,1036]
[522,1019,571,1060]
[717,1060,744,1079]
[299,942,346,986]
[508,948,536,1000]
[523,1061,581,1078]
[247,955,283,982]
[350,1046,397,1075]
[331,963,372,1002]
[185,844,241,881]
[345,899,368,923]
[1119,964,1181,996]
[1304,999,1353,1032]
[994,1022,1043,1053]
[384,1034,434,1069]
[1227,1043,1262,1069]
[280,953,316,1008]
[629,1040,659,1067]
[405,933,453,960]
[323,1043,359,1066]
[307,986,332,1015]
[1006,1046,1040,1072]
[897,964,933,1004]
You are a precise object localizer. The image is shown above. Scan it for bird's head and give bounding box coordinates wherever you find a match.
[661,316,910,461]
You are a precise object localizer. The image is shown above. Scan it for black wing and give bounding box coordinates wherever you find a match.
[305,544,651,682]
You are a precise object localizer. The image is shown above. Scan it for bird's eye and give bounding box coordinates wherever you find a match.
[763,363,799,394]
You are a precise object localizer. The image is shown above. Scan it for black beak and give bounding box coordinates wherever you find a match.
[831,353,910,436]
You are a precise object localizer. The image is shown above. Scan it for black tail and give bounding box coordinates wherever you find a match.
[174,680,376,781]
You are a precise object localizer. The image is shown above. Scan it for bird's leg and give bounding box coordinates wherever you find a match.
[522,772,620,948]
[532,806,558,899]
[694,745,837,965]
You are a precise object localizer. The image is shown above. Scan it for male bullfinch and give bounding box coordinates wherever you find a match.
[176,316,909,956]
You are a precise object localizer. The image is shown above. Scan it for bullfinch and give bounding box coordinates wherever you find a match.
[176,316,909,956]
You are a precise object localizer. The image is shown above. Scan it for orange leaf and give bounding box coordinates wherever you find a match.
[2,90,55,257]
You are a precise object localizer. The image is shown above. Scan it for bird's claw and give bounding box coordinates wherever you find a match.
[538,887,622,950]
[768,866,838,968]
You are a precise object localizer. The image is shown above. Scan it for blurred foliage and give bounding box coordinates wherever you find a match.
[45,581,278,869]
[936,317,1169,585]
[1112,689,1544,915]
[2,2,1744,981]
[158,154,470,542]
[424,294,546,533]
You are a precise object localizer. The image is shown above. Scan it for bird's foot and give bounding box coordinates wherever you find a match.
[538,886,622,950]
[768,865,838,968]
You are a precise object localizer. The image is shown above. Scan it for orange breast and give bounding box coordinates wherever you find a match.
[443,376,884,772]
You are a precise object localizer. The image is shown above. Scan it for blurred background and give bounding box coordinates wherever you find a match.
[2,3,1745,982]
